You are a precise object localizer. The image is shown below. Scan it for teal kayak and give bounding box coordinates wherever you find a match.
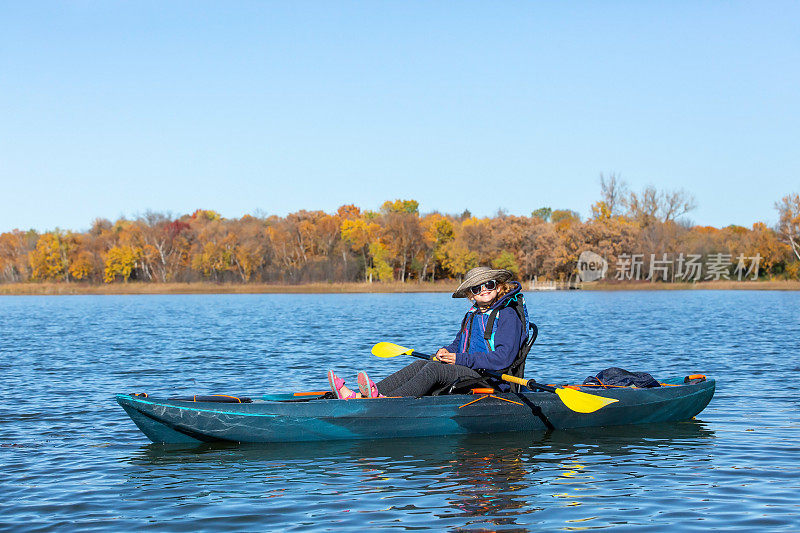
[116,376,714,444]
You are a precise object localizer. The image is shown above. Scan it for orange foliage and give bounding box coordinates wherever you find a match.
[2,193,798,285]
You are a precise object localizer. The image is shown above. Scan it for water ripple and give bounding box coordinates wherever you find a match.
[0,291,798,530]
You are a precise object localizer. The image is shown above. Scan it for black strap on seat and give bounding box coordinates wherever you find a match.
[483,297,528,343]
[429,375,493,396]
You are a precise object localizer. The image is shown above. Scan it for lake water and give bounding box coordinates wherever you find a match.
[1,290,798,531]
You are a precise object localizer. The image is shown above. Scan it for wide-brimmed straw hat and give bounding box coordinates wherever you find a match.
[452,266,513,298]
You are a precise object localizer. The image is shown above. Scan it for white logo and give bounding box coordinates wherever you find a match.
[577,251,608,282]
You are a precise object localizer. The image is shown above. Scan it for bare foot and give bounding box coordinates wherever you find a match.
[338,384,362,399]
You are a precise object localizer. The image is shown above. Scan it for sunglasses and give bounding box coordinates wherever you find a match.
[470,279,497,295]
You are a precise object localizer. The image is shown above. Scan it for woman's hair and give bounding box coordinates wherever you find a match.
[494,281,514,299]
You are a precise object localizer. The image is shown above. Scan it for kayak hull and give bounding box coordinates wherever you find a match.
[116,378,715,444]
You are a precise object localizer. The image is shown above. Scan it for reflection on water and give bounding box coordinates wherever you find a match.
[120,422,716,530]
[1,291,799,530]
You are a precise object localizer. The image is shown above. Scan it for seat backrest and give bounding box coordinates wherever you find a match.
[505,322,538,392]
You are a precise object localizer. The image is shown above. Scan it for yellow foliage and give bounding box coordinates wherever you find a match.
[104,245,142,283]
[191,241,233,278]
[461,216,490,229]
[591,201,612,220]
[381,199,419,215]
[440,241,478,277]
[368,241,394,281]
[29,233,68,281]
[233,242,263,282]
[341,219,380,251]
[191,209,222,221]
[786,261,800,280]
[422,214,454,248]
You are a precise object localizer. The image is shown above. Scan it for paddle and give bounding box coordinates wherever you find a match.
[371,342,618,414]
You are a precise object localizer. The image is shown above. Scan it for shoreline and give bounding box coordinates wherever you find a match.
[0,279,798,295]
[579,279,800,291]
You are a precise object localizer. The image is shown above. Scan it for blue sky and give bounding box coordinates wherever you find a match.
[1,2,798,233]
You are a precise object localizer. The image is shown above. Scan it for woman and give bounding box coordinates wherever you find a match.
[327,266,529,399]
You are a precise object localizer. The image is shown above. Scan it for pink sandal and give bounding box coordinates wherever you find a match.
[328,370,358,400]
[357,371,384,398]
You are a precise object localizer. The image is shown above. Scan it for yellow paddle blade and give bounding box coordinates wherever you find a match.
[555,388,619,413]
[371,342,414,358]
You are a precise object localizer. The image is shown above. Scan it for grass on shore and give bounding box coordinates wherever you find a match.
[580,279,800,291]
[0,279,799,295]
[0,281,456,295]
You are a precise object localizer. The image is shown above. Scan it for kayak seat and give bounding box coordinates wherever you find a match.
[504,322,538,393]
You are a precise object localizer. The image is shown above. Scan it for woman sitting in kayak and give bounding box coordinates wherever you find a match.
[327,266,529,399]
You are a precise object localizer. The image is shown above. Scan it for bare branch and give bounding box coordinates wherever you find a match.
[661,189,697,222]
[599,173,628,216]
[625,185,696,225]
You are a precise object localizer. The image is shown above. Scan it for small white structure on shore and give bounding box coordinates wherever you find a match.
[528,276,581,291]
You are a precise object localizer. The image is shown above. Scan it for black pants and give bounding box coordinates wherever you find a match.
[375,360,483,397]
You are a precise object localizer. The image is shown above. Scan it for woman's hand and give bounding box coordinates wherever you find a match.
[435,348,456,364]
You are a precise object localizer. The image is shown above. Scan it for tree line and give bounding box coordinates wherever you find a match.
[2,178,799,284]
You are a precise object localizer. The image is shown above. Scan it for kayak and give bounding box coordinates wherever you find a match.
[116,376,714,444]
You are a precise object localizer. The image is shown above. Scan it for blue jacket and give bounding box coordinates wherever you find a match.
[442,281,529,371]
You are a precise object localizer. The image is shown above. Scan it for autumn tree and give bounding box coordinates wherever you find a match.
[6,190,799,287]
[492,250,519,275]
[134,212,194,282]
[518,222,560,280]
[747,222,789,276]
[229,216,269,282]
[625,186,696,226]
[67,234,97,281]
[599,173,629,216]
[380,199,424,282]
[190,219,238,281]
[420,213,454,281]
[776,193,800,261]
[459,217,495,265]
[368,241,394,281]
[439,240,477,280]
[530,207,551,222]
[341,212,381,282]
[104,245,142,283]
[29,232,74,281]
[0,230,32,282]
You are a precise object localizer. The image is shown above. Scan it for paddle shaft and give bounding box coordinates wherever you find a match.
[410,351,553,393]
